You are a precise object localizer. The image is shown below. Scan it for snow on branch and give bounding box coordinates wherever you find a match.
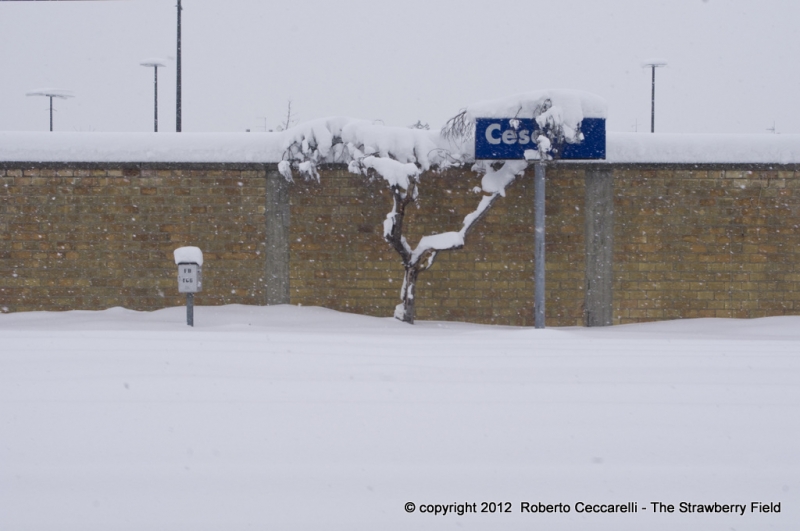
[277,117,452,182]
[353,155,420,191]
[409,160,527,267]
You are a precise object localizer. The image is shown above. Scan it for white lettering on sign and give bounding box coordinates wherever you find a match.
[485,123,502,145]
[484,122,533,146]
[178,263,201,293]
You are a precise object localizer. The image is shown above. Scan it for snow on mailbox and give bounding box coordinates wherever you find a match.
[173,246,203,326]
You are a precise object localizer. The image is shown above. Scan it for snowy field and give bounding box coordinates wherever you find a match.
[1,305,797,531]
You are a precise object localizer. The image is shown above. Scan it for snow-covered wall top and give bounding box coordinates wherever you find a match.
[605,133,800,165]
[3,131,800,165]
[0,131,284,164]
[0,86,797,166]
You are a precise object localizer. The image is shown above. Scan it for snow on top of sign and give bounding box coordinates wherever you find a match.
[173,246,203,266]
[465,89,608,121]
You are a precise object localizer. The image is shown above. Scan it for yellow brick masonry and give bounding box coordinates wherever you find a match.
[289,166,585,326]
[0,165,267,312]
[3,163,800,326]
[290,165,800,326]
[612,167,800,324]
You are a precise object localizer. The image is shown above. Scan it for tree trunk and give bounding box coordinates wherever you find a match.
[399,266,419,324]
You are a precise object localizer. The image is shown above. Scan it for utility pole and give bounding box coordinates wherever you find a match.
[643,59,667,133]
[176,0,182,132]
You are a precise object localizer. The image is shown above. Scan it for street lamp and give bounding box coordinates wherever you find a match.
[643,59,667,133]
[140,58,167,132]
[26,88,74,132]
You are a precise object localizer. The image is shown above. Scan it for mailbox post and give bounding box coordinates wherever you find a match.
[174,247,203,327]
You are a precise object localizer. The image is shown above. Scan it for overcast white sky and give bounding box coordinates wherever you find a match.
[1,0,798,134]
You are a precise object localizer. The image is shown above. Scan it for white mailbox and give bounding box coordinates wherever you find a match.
[174,246,204,327]
[177,263,202,293]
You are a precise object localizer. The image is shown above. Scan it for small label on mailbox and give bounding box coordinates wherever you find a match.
[178,263,201,293]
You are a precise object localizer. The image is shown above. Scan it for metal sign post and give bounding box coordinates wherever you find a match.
[177,262,202,326]
[473,115,606,329]
[187,293,194,326]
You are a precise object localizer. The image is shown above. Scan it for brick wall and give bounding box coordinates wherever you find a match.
[612,166,800,324]
[3,161,800,327]
[0,164,266,312]
[289,164,800,326]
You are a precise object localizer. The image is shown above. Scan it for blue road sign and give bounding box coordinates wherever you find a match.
[474,117,606,160]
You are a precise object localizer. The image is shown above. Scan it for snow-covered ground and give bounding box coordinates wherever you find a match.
[1,305,797,531]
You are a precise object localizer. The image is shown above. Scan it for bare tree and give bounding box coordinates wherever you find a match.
[275,100,296,131]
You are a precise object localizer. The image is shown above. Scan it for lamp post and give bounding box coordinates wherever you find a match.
[140,59,167,132]
[643,59,667,133]
[26,89,74,132]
